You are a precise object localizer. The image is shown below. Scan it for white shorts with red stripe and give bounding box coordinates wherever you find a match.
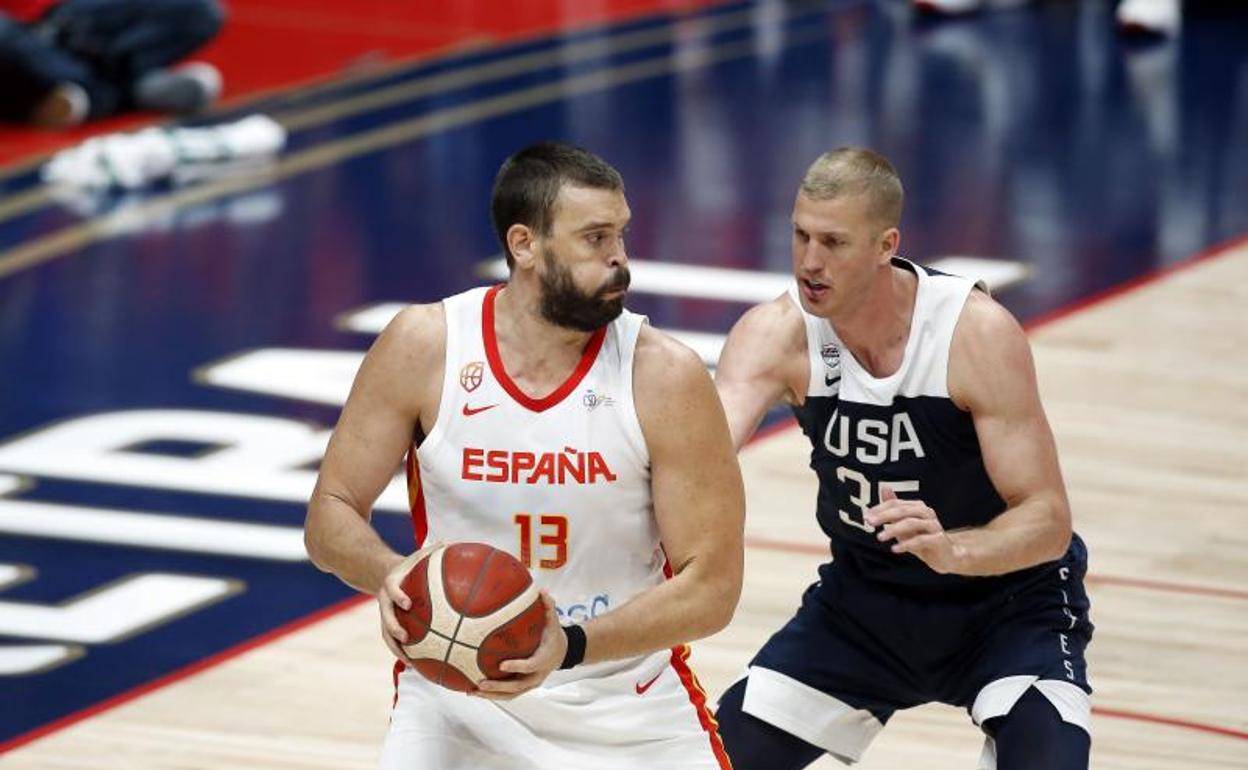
[379,646,730,770]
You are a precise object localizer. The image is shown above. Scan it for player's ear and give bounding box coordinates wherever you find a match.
[878,226,900,263]
[508,223,538,270]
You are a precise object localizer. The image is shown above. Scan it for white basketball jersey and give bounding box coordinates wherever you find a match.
[409,284,662,682]
[385,285,731,770]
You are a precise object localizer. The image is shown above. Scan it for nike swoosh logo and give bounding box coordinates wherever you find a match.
[462,403,498,416]
[635,671,663,695]
[824,374,840,387]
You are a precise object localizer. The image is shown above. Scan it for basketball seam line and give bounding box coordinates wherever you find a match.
[443,548,497,683]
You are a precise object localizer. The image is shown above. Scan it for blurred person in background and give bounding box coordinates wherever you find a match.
[913,0,1182,37]
[0,0,224,128]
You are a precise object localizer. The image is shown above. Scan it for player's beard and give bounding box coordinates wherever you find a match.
[537,249,630,332]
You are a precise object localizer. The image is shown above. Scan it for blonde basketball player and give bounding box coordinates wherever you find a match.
[304,142,745,770]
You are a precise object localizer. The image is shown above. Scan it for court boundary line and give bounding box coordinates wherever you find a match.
[0,593,371,755]
[741,536,1248,603]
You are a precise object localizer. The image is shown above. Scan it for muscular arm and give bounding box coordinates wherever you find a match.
[303,304,445,593]
[713,294,808,450]
[943,293,1072,574]
[577,327,746,662]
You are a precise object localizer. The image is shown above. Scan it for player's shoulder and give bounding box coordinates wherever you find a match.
[382,302,445,342]
[387,301,445,336]
[633,323,707,386]
[949,289,1036,409]
[736,291,805,337]
[952,289,1028,359]
[716,292,807,392]
[632,324,731,449]
[371,301,447,369]
[719,292,806,362]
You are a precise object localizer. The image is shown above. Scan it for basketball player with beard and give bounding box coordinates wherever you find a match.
[304,142,744,769]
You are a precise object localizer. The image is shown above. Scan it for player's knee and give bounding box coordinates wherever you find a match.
[983,688,1089,770]
[715,680,826,770]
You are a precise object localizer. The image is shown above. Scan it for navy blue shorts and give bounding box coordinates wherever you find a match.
[734,537,1094,763]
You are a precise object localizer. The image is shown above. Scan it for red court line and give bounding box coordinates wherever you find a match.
[1091,708,1248,741]
[1085,574,1248,602]
[0,593,371,756]
[1022,231,1248,332]
[743,535,1248,603]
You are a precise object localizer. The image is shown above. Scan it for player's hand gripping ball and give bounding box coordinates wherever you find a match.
[394,542,546,692]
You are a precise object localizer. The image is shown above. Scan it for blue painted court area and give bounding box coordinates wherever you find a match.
[1,0,1246,749]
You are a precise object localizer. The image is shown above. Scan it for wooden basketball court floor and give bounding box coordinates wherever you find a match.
[5,242,1244,768]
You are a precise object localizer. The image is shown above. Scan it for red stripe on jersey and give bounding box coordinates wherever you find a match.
[661,556,733,768]
[405,444,428,547]
[482,284,607,412]
[669,644,734,770]
[391,660,404,710]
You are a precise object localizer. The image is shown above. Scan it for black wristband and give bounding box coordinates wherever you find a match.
[559,624,586,670]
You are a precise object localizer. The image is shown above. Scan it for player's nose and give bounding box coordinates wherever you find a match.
[796,239,820,273]
[608,235,628,268]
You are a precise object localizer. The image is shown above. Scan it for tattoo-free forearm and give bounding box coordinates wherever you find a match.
[304,492,403,594]
[947,496,1071,576]
[576,558,738,664]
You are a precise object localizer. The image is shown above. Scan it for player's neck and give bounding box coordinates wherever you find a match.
[492,283,598,391]
[830,264,916,378]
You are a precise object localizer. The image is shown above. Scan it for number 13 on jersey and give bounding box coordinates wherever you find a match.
[514,513,568,569]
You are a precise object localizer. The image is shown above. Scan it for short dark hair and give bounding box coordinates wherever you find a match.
[491,142,624,268]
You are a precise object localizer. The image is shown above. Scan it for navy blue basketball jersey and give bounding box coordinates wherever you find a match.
[791,258,1048,596]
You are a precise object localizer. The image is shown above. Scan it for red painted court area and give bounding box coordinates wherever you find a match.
[0,0,722,167]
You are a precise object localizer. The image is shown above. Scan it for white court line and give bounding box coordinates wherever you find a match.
[0,498,308,561]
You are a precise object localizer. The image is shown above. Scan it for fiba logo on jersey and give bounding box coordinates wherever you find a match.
[582,389,614,410]
[459,361,484,392]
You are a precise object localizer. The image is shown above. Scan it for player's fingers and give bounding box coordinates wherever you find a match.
[380,628,413,664]
[471,689,519,701]
[891,532,943,555]
[498,656,538,675]
[880,484,898,502]
[477,672,540,696]
[863,498,905,519]
[864,502,925,527]
[378,613,411,660]
[382,576,412,611]
[877,517,937,543]
[377,598,408,643]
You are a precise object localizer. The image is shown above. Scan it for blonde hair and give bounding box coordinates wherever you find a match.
[800,147,903,229]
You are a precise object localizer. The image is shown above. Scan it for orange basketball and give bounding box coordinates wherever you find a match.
[394,542,546,692]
